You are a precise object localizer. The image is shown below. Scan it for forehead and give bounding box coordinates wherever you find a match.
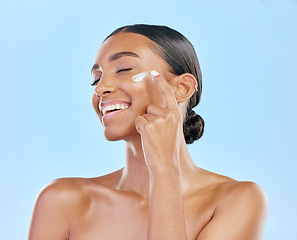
[95,32,158,63]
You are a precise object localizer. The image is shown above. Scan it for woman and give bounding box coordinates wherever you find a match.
[29,24,268,240]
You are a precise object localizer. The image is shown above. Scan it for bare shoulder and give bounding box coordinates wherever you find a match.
[35,167,124,210]
[38,167,123,200]
[203,169,269,212]
[32,172,124,220]
[194,170,269,239]
[218,180,268,209]
[39,177,91,199]
[196,168,268,207]
[29,178,93,239]
[34,178,92,219]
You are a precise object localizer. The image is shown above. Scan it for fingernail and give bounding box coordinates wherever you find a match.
[151,70,159,79]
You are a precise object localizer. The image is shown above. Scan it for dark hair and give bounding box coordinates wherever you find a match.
[105,24,204,144]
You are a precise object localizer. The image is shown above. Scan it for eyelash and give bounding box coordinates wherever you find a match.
[91,68,133,86]
[91,79,100,86]
[117,68,133,73]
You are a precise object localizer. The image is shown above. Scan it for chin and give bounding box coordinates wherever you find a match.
[104,132,122,142]
[103,125,138,142]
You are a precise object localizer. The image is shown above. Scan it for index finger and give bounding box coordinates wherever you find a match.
[151,70,179,109]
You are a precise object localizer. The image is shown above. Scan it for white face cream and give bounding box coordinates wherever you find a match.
[132,72,148,82]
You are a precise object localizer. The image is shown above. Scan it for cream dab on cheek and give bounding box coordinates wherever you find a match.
[131,72,148,82]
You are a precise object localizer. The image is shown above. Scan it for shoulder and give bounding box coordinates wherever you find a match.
[198,169,268,208]
[29,178,92,239]
[215,181,269,233]
[196,169,268,222]
[35,178,92,219]
[219,181,268,208]
[36,171,124,210]
[196,181,268,239]
[38,177,89,199]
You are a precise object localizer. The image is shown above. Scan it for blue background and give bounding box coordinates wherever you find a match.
[1,0,296,239]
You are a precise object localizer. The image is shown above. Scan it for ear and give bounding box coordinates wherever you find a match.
[174,73,197,103]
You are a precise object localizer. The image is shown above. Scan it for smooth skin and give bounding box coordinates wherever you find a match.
[29,32,268,240]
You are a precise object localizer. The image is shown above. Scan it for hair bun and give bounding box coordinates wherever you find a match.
[183,110,205,144]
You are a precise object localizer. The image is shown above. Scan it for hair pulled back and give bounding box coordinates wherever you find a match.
[105,24,204,144]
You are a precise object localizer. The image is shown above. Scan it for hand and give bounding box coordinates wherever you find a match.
[135,70,183,171]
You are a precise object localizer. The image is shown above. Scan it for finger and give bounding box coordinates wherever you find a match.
[135,115,148,134]
[141,113,159,122]
[146,104,170,118]
[147,104,181,124]
[151,70,179,110]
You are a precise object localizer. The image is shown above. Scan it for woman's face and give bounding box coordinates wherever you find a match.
[91,32,176,141]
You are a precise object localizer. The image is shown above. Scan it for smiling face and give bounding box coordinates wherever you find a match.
[91,32,176,141]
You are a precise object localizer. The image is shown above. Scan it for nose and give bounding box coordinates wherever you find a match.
[94,76,116,98]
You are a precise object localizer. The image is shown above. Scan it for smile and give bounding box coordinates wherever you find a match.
[99,101,131,120]
[102,103,129,115]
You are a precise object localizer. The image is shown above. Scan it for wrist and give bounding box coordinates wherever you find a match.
[148,163,181,179]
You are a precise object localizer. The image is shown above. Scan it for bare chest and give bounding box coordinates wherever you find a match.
[69,191,216,240]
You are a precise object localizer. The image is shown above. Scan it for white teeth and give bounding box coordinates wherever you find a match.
[101,103,129,115]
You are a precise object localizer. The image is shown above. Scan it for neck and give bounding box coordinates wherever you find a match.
[117,134,199,199]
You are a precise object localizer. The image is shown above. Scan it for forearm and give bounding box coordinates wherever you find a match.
[147,166,187,240]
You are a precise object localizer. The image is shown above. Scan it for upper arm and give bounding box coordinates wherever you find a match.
[28,179,85,240]
[197,182,268,240]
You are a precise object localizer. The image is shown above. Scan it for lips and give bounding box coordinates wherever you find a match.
[102,103,129,115]
[99,100,131,120]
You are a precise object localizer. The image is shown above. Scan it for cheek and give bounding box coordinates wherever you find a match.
[129,74,165,107]
[91,94,100,115]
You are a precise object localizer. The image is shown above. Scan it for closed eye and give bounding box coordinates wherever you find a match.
[91,68,132,86]
[117,68,133,73]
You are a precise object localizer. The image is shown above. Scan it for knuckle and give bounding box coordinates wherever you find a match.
[143,122,152,131]
[155,117,164,125]
[165,111,175,121]
[164,110,181,124]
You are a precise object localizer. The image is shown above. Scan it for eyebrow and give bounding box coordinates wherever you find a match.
[108,51,140,61]
[91,51,140,74]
